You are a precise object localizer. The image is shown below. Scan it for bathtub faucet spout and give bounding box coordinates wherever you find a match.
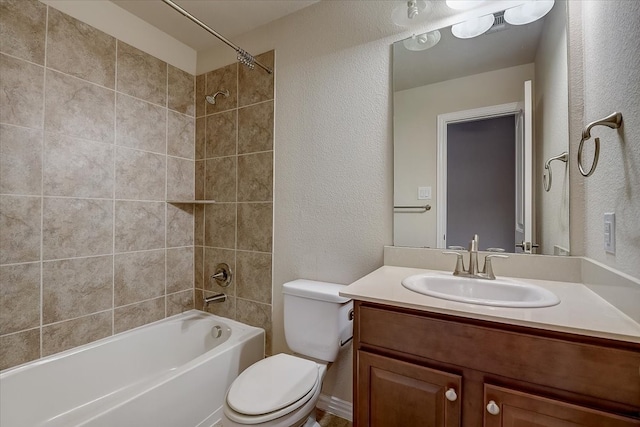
[204,293,226,307]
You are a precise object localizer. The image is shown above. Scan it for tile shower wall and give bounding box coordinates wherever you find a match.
[0,0,196,370]
[194,51,275,354]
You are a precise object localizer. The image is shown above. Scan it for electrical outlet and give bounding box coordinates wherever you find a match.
[604,212,615,254]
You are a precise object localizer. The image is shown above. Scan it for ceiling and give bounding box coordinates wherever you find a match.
[111,0,321,52]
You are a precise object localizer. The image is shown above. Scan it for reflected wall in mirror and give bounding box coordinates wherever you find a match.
[393,1,569,255]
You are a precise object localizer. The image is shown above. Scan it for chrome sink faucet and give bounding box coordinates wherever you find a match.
[444,234,508,280]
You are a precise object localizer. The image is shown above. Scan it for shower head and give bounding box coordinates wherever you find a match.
[205,89,230,105]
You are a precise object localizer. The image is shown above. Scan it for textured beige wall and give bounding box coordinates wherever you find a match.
[0,1,195,370]
[570,0,640,278]
[534,2,570,255]
[394,64,535,248]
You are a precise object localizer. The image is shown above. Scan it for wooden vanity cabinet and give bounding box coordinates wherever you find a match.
[353,301,640,427]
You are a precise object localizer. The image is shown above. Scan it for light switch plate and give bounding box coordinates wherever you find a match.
[604,212,615,254]
[418,186,432,200]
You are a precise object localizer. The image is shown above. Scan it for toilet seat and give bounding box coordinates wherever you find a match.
[225,354,320,425]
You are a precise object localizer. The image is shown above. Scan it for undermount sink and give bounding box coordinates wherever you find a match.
[401,272,560,308]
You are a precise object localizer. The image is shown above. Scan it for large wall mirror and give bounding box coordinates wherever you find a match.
[393,1,569,255]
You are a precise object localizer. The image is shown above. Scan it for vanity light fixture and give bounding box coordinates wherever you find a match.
[446,0,486,11]
[504,0,555,25]
[403,30,441,51]
[451,13,495,39]
[392,0,429,27]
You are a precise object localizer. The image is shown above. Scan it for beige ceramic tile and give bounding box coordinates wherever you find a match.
[237,203,273,253]
[168,111,194,159]
[204,203,236,249]
[167,156,194,201]
[236,251,272,304]
[115,201,165,252]
[42,197,112,260]
[43,255,113,324]
[46,7,116,88]
[117,41,166,106]
[116,93,166,154]
[238,51,274,107]
[203,247,236,294]
[205,157,236,202]
[43,132,114,198]
[45,69,115,143]
[42,311,112,357]
[115,250,165,307]
[0,0,46,63]
[205,63,237,115]
[167,290,194,317]
[201,292,236,319]
[0,262,40,335]
[236,299,272,354]
[238,101,274,154]
[167,203,194,248]
[0,195,41,264]
[237,152,273,202]
[114,297,165,333]
[205,110,236,158]
[194,245,204,289]
[115,146,166,201]
[195,74,206,118]
[0,328,40,371]
[195,160,205,200]
[0,124,42,195]
[168,65,194,116]
[194,205,205,246]
[1,53,44,128]
[195,117,205,160]
[167,247,194,294]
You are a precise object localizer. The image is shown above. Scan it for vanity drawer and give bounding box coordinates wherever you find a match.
[357,303,640,408]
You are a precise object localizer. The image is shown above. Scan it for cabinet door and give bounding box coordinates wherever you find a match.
[357,351,461,427]
[484,384,640,427]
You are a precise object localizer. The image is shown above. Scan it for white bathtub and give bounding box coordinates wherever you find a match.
[0,310,265,427]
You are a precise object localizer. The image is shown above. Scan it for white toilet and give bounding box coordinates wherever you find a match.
[221,279,353,427]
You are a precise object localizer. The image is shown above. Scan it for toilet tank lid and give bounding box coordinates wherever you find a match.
[283,279,351,303]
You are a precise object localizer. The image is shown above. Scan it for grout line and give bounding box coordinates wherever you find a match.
[39,4,50,360]
[165,63,169,318]
[112,40,118,336]
[233,62,239,319]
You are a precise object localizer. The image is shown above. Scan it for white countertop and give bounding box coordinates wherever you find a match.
[340,266,640,344]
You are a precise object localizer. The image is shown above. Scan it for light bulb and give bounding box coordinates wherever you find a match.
[392,0,429,27]
[451,14,495,39]
[402,30,441,51]
[504,0,555,25]
[446,0,486,10]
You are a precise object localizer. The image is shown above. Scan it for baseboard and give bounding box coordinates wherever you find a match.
[317,394,353,422]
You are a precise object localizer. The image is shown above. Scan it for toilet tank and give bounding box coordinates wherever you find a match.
[283,280,353,362]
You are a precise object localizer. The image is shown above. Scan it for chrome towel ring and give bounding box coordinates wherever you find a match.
[543,151,568,192]
[578,112,623,177]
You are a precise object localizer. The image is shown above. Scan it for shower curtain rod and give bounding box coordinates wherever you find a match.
[160,0,273,74]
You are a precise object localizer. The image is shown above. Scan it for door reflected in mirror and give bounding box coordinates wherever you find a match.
[393,1,569,255]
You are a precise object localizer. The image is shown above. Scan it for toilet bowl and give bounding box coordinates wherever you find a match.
[220,280,353,427]
[221,354,327,427]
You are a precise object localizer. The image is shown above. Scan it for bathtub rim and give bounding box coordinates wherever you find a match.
[0,309,264,376]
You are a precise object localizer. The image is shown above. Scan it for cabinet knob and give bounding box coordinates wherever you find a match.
[486,400,500,415]
[445,388,458,402]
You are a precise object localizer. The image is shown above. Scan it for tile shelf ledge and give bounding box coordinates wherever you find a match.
[167,200,216,204]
